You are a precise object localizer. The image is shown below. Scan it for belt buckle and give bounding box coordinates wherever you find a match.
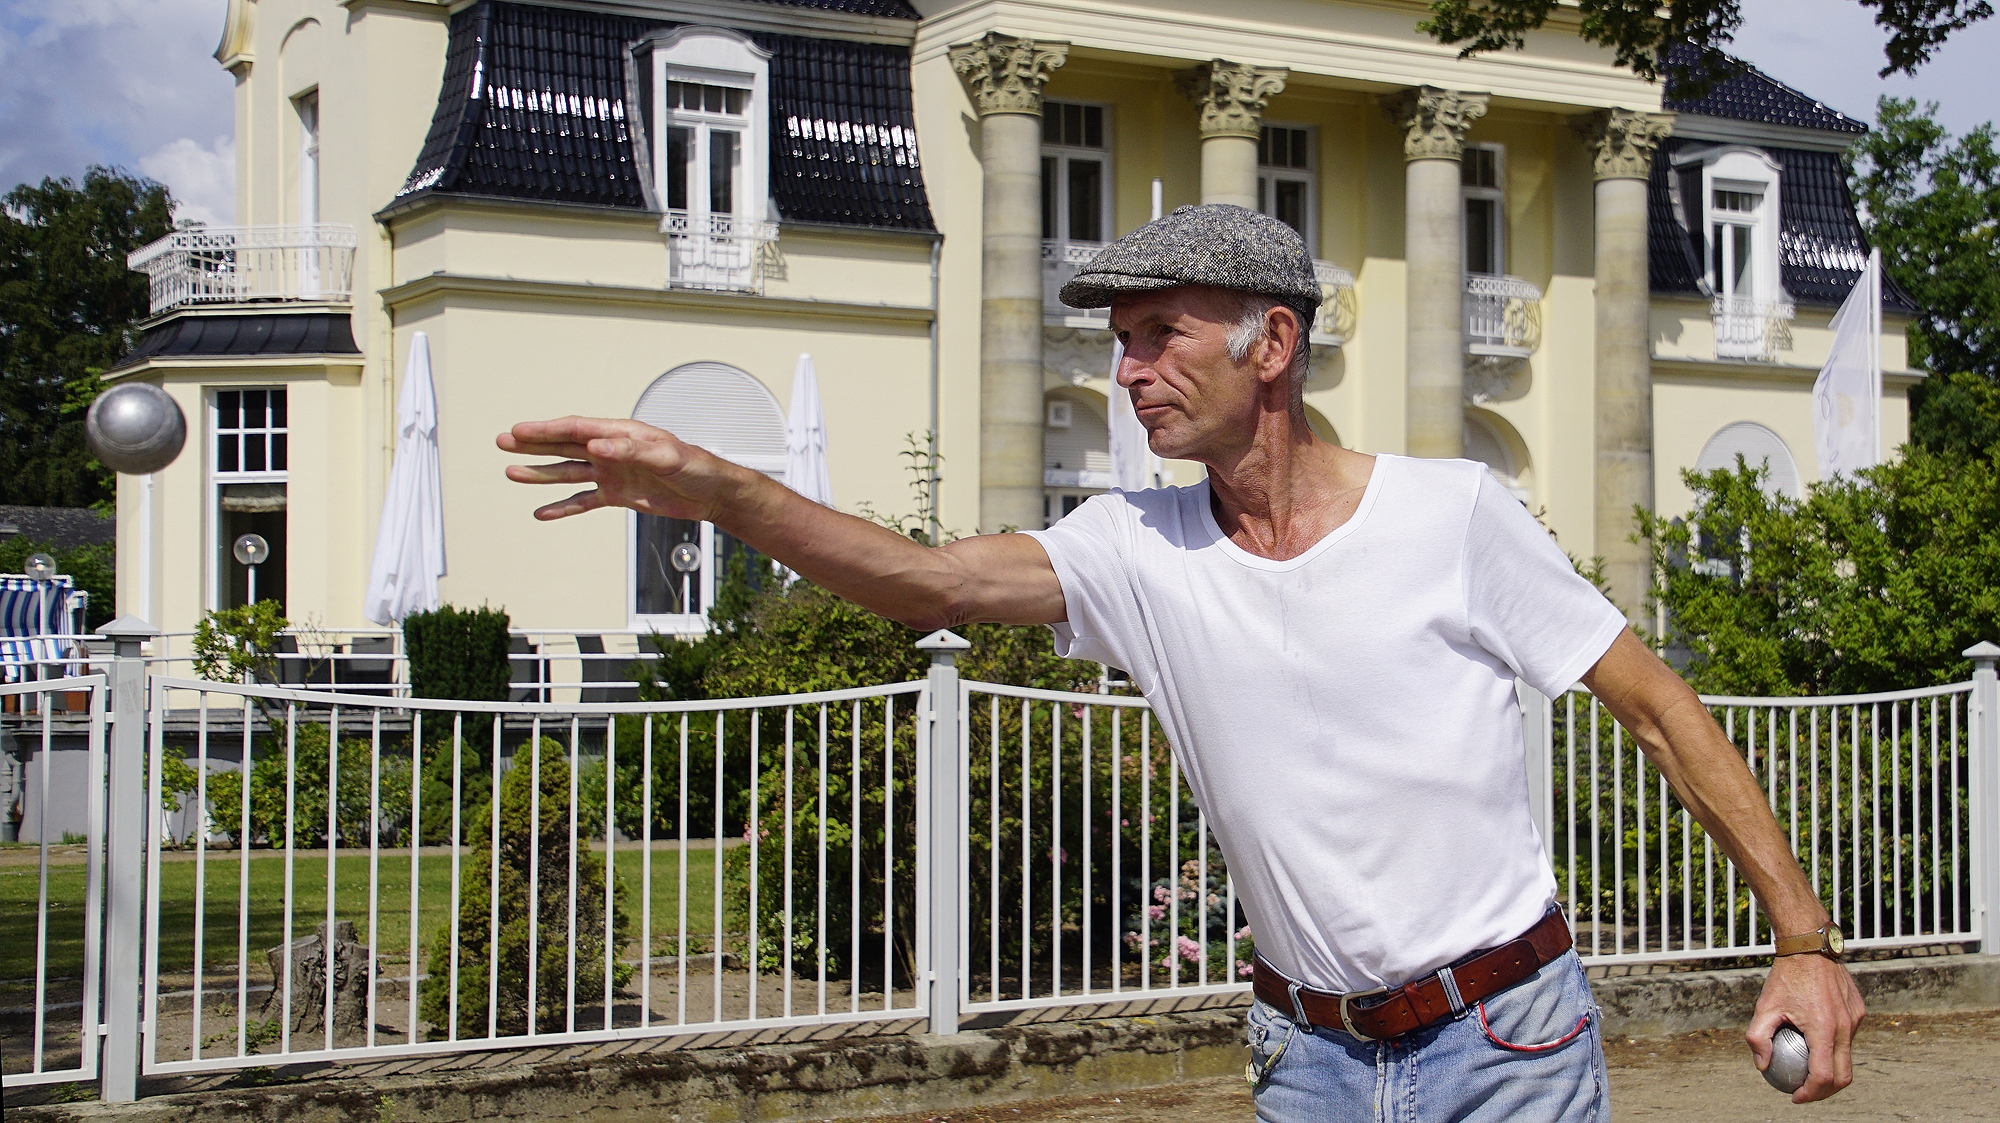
[1338,985,1390,1041]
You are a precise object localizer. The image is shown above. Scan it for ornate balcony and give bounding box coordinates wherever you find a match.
[127,224,358,316]
[663,211,780,293]
[1463,272,1542,359]
[1712,295,1796,362]
[1310,261,1356,347]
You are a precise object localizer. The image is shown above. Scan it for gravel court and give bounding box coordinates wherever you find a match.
[817,1010,2000,1123]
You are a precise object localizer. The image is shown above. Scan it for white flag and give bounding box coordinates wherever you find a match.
[1812,248,1881,480]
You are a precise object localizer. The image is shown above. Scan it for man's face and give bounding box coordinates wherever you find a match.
[1108,285,1264,463]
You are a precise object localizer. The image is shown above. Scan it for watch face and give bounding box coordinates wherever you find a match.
[1827,927,1845,955]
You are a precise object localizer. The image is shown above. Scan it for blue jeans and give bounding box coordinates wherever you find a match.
[1246,950,1607,1122]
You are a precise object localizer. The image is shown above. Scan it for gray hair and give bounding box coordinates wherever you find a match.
[1221,292,1313,408]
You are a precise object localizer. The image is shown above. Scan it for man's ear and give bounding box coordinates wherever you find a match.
[1258,304,1303,384]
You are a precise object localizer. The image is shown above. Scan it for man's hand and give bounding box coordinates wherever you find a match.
[499,416,738,523]
[1747,952,1866,1103]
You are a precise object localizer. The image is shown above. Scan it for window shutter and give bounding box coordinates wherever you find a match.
[632,362,788,477]
[1696,421,1800,498]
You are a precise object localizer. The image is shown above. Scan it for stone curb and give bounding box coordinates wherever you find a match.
[1593,952,2000,1038]
[12,955,1996,1123]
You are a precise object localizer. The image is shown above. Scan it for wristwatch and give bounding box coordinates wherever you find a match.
[1773,923,1845,959]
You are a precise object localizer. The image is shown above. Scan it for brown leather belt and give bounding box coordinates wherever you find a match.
[1251,909,1572,1041]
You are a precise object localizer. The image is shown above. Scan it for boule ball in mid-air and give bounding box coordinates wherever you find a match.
[85,382,186,474]
[1762,1024,1810,1094]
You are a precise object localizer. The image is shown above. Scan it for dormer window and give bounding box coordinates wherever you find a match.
[642,27,775,291]
[1676,145,1794,361]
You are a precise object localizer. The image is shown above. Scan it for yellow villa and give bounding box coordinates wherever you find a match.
[108,0,1914,671]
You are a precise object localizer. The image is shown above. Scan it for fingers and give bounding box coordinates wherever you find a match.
[532,489,608,521]
[505,460,597,486]
[501,416,637,452]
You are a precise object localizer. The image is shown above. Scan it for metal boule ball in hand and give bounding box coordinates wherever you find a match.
[85,382,187,474]
[1762,1024,1810,1094]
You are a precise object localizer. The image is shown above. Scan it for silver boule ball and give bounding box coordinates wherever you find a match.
[1762,1024,1810,1094]
[86,382,186,474]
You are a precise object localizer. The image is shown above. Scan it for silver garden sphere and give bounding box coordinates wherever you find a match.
[233,534,270,567]
[85,382,187,474]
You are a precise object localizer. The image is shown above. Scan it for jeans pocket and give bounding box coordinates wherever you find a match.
[1246,1000,1298,1085]
[1474,960,1593,1054]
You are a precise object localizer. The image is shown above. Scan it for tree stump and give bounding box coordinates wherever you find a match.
[263,920,371,1036]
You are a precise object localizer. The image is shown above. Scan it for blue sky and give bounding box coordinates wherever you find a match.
[0,0,1993,226]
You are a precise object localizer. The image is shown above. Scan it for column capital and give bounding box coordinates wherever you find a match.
[1574,108,1678,180]
[949,32,1068,117]
[1381,86,1490,162]
[1175,60,1289,139]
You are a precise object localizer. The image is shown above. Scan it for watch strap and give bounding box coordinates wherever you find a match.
[1773,926,1835,957]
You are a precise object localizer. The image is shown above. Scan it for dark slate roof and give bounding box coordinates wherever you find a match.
[1662,44,1866,135]
[395,0,934,231]
[0,506,114,550]
[110,312,361,370]
[743,0,919,16]
[1648,138,1916,312]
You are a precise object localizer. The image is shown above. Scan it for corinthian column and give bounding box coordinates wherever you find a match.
[1176,61,1288,209]
[1577,108,1675,622]
[1382,86,1488,458]
[950,33,1069,533]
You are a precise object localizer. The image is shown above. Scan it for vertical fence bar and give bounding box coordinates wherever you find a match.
[917,630,969,1036]
[99,617,157,1102]
[1966,643,2000,954]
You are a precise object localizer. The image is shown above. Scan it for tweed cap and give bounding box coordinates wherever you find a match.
[1058,204,1322,312]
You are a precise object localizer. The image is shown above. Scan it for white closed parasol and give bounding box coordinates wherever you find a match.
[785,353,834,506]
[363,330,447,625]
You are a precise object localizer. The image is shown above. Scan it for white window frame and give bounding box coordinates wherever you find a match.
[1675,145,1786,358]
[1461,142,1505,277]
[1257,122,1316,250]
[1041,99,1114,248]
[208,386,290,611]
[647,27,770,227]
[626,362,787,633]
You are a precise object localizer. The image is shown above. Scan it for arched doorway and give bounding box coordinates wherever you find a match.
[1464,409,1531,502]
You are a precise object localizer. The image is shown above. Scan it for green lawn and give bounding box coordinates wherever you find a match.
[0,847,719,984]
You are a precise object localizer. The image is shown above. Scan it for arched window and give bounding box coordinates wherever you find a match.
[1695,421,1800,499]
[630,362,785,630]
[1464,409,1530,502]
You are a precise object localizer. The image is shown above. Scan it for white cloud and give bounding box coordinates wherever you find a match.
[0,0,233,208]
[139,135,234,226]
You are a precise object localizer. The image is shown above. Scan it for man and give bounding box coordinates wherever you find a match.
[501,205,1863,1120]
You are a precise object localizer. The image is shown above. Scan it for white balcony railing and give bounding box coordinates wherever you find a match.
[1043,240,1358,345]
[1712,295,1796,362]
[662,210,780,293]
[1464,272,1543,358]
[1043,240,1109,325]
[127,224,358,316]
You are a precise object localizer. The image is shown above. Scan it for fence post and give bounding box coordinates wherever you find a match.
[1517,680,1553,861]
[1967,642,2000,957]
[916,629,970,1036]
[98,616,157,1102]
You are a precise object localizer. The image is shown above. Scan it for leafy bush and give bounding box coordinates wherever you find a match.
[402,604,513,844]
[418,739,632,1038]
[192,601,287,684]
[206,721,414,850]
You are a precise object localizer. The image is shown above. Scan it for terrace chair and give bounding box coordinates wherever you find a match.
[344,636,396,689]
[576,635,637,704]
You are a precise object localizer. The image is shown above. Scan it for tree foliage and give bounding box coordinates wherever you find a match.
[0,167,175,507]
[1641,447,2000,696]
[1420,1,1990,90]
[1851,97,2000,414]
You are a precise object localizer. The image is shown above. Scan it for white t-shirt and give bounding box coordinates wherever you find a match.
[1024,454,1627,992]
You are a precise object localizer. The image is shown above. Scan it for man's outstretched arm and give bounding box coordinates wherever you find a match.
[1582,630,1866,1104]
[498,416,1067,630]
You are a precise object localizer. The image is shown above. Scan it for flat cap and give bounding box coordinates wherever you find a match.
[1058,204,1322,312]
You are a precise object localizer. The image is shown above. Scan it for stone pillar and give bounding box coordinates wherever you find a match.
[950,33,1068,533]
[1578,109,1674,622]
[1382,86,1488,458]
[1176,61,1288,209]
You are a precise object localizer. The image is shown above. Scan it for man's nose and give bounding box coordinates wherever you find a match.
[1115,354,1152,389]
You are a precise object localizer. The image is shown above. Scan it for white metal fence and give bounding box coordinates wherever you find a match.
[5,633,1997,1102]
